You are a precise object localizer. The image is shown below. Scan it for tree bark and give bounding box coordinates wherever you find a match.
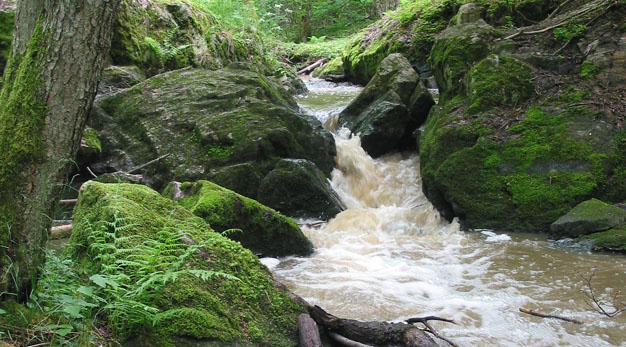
[0,0,120,302]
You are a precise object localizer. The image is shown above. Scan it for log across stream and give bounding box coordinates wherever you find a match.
[263,78,626,346]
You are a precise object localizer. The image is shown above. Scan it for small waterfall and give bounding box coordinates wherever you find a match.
[267,78,626,346]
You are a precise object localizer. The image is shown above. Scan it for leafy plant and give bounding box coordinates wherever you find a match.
[144,27,191,69]
[553,23,586,43]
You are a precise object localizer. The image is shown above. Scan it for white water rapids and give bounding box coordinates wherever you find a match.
[265,78,626,346]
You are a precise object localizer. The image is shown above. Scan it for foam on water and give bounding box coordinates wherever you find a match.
[271,78,626,346]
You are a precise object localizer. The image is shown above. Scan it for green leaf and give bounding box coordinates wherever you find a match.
[63,305,84,318]
[0,309,6,315]
[77,285,95,296]
[90,274,119,289]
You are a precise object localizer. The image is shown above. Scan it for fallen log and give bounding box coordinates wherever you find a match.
[308,305,438,347]
[298,313,322,347]
[519,307,583,324]
[50,224,72,239]
[59,199,77,206]
[328,332,372,347]
[297,58,327,75]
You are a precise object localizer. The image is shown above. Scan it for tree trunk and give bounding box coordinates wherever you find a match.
[0,0,120,302]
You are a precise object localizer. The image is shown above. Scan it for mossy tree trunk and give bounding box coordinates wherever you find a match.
[0,0,120,302]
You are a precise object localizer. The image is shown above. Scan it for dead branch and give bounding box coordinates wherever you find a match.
[504,0,610,40]
[297,58,327,75]
[59,199,77,206]
[298,314,322,347]
[127,153,170,174]
[308,305,438,347]
[50,224,72,239]
[86,166,98,178]
[548,0,574,19]
[406,316,459,347]
[328,332,372,347]
[519,307,583,324]
[580,269,626,318]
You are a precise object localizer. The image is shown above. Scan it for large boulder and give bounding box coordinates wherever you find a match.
[164,180,314,257]
[257,159,346,220]
[551,199,626,237]
[338,53,434,157]
[70,182,304,346]
[87,64,341,219]
[580,224,626,253]
[419,3,626,232]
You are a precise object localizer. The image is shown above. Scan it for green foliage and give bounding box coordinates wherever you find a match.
[553,22,586,43]
[282,36,351,61]
[144,27,191,70]
[580,60,600,79]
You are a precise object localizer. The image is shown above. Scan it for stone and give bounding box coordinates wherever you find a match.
[338,53,434,157]
[164,180,314,257]
[451,3,483,25]
[87,65,340,219]
[97,65,146,95]
[550,199,626,237]
[257,159,346,220]
[70,182,303,346]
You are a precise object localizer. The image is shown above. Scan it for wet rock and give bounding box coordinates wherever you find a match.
[257,159,346,220]
[551,199,626,237]
[71,182,303,346]
[312,56,345,81]
[338,53,434,157]
[164,180,313,257]
[87,65,337,210]
[278,75,308,95]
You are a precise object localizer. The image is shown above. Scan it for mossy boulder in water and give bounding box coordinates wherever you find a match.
[312,56,345,81]
[70,182,303,346]
[164,180,314,257]
[419,3,626,232]
[581,224,626,253]
[87,64,339,219]
[338,53,434,157]
[551,199,626,237]
[257,159,346,220]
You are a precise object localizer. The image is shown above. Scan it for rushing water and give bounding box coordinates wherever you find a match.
[267,78,626,346]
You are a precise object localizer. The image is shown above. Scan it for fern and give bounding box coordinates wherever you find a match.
[144,27,191,69]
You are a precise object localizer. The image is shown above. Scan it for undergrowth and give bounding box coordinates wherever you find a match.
[0,207,237,346]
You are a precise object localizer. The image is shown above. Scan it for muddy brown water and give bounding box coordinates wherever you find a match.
[265,78,626,346]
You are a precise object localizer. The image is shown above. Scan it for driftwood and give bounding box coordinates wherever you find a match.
[59,199,77,206]
[128,153,170,174]
[298,313,322,347]
[297,58,327,75]
[519,307,583,324]
[308,305,439,347]
[328,331,372,347]
[50,224,72,239]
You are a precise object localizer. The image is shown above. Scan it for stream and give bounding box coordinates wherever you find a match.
[265,78,626,346]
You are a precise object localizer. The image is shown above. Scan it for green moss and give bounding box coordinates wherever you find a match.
[313,56,344,77]
[207,145,234,160]
[581,224,626,252]
[0,18,49,288]
[580,60,600,79]
[0,9,14,77]
[465,55,534,114]
[171,180,312,257]
[70,182,303,346]
[82,126,101,153]
[428,23,496,103]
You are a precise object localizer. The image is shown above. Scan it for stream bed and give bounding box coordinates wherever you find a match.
[267,78,626,346]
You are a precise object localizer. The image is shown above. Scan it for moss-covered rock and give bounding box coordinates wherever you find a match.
[551,199,626,237]
[110,0,271,76]
[428,19,498,103]
[70,182,303,346]
[419,3,626,232]
[342,0,461,85]
[338,53,434,157]
[87,65,337,217]
[580,224,626,253]
[312,56,345,80]
[164,180,314,257]
[257,159,346,220]
[0,6,14,78]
